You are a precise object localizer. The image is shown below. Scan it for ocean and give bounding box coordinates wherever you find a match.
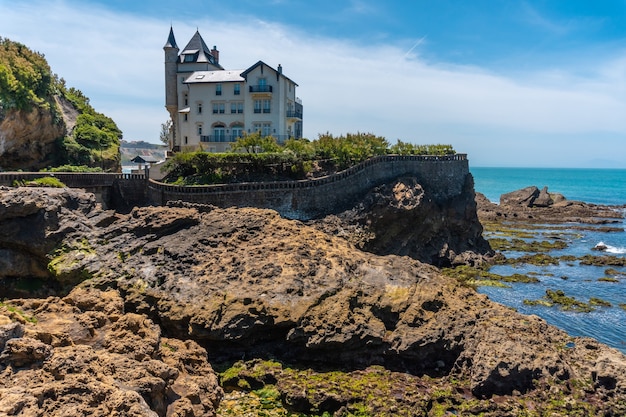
[471,167,626,353]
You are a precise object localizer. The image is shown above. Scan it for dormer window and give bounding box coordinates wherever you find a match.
[184,54,195,62]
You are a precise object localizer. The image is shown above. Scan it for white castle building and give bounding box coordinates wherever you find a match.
[164,27,303,152]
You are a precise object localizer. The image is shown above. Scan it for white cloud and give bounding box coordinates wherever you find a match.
[1,0,625,167]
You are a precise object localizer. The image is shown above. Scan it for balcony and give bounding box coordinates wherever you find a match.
[202,134,291,144]
[286,110,302,119]
[249,85,273,93]
[200,135,240,143]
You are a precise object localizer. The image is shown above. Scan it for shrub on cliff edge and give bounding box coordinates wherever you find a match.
[0,37,121,171]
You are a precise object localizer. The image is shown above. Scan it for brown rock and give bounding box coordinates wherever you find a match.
[0,287,222,416]
[310,176,493,266]
[2,186,626,414]
[0,105,66,171]
[500,186,539,207]
[0,337,51,367]
[534,186,554,207]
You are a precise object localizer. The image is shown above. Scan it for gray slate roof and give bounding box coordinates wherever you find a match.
[181,30,214,64]
[164,26,178,49]
[184,70,246,84]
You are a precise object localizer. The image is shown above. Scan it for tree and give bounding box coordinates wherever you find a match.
[231,131,281,153]
[160,119,172,146]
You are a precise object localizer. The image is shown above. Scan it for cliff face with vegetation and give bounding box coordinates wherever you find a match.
[0,37,121,172]
[1,185,626,416]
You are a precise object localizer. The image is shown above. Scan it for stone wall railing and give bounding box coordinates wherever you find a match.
[0,172,147,211]
[148,154,469,219]
[0,172,145,188]
[0,155,469,219]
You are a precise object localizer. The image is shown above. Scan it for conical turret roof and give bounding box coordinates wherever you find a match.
[164,26,178,49]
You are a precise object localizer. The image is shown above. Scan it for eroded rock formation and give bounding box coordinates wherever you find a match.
[310,176,493,266]
[0,103,67,171]
[478,187,623,224]
[1,186,626,415]
[0,287,221,416]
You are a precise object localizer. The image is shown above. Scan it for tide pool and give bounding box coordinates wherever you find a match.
[469,167,626,353]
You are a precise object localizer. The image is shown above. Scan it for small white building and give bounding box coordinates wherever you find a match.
[164,27,303,152]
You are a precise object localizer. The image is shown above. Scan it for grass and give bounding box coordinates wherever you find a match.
[0,301,37,324]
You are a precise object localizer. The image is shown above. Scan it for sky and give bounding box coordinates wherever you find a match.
[1,0,625,168]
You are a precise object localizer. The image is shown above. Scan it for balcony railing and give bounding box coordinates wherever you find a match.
[200,134,293,144]
[249,85,273,93]
[286,110,303,119]
[200,135,240,143]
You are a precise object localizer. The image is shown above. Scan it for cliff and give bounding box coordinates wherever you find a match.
[0,99,65,170]
[1,186,625,416]
[310,175,493,266]
[0,38,121,172]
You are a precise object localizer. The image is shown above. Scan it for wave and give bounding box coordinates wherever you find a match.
[595,241,626,254]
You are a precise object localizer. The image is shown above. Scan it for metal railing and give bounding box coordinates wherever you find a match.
[286,110,303,119]
[200,135,239,143]
[249,85,273,93]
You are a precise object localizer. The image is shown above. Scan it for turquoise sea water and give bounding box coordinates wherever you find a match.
[471,167,626,206]
[470,167,626,353]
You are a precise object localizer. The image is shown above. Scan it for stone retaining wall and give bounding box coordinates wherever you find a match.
[148,154,469,219]
[0,172,147,211]
[0,155,469,218]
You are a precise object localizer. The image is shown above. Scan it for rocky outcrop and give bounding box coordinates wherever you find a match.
[0,186,103,291]
[478,187,623,224]
[0,104,66,171]
[310,176,493,267]
[499,185,567,207]
[2,186,626,414]
[0,95,121,172]
[0,286,222,416]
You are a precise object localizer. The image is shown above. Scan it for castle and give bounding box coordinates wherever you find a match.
[163,27,303,152]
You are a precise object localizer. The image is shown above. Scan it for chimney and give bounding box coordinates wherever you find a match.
[211,45,219,64]
[278,64,282,74]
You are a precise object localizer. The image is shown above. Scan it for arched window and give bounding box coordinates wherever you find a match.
[213,124,226,142]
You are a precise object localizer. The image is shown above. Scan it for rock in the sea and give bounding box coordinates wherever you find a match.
[500,185,568,208]
[500,185,540,207]
[533,186,554,207]
[593,242,608,251]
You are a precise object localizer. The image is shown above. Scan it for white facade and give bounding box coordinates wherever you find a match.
[164,28,302,152]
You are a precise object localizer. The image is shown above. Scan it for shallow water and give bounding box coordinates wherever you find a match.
[471,167,626,353]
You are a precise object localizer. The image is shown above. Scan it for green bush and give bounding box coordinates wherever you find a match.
[0,37,53,111]
[42,165,103,173]
[0,37,122,171]
[163,132,456,185]
[13,176,66,188]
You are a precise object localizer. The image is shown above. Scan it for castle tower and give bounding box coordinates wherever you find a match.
[164,27,179,150]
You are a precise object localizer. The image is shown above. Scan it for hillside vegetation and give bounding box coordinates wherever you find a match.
[0,37,121,171]
[164,131,455,185]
